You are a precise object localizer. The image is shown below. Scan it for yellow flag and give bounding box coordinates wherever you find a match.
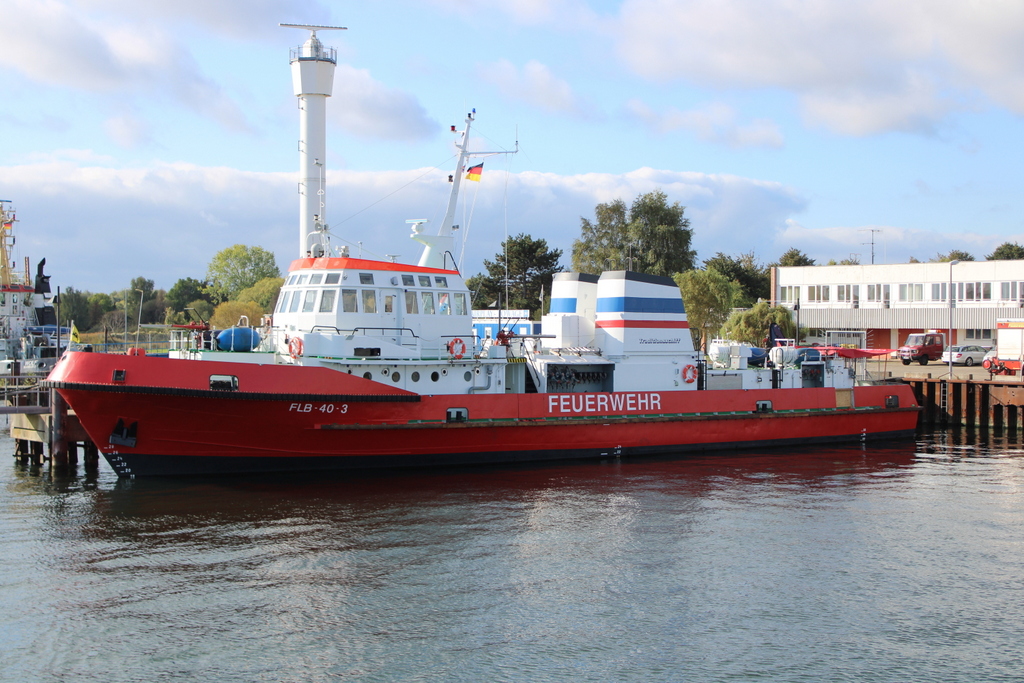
[71,324,81,344]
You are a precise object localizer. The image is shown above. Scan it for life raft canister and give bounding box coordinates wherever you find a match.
[448,337,466,359]
[289,337,304,360]
[682,364,698,383]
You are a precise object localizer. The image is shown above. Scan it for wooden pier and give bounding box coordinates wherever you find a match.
[905,375,1024,429]
[4,378,97,467]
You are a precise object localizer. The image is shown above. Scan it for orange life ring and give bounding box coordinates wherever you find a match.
[682,364,698,383]
[448,337,466,360]
[289,337,304,360]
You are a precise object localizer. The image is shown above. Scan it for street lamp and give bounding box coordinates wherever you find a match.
[135,289,145,349]
[948,260,959,378]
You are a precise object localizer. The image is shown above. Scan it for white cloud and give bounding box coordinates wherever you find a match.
[479,59,596,118]
[330,65,438,141]
[104,114,152,149]
[615,0,1024,136]
[625,100,784,148]
[2,0,251,131]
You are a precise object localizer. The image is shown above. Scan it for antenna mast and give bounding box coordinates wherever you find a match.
[280,23,346,258]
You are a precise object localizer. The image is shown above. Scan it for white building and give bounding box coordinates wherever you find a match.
[771,260,1024,349]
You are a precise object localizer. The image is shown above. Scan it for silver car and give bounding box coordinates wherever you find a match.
[940,344,989,366]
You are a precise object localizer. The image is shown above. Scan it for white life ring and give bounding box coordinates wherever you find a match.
[448,337,466,360]
[289,337,304,360]
[682,364,698,383]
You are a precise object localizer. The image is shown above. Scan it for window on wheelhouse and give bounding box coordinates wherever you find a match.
[359,273,374,285]
[402,275,415,286]
[310,274,323,285]
[342,289,358,313]
[302,290,317,312]
[405,291,418,314]
[420,291,435,314]
[435,276,448,288]
[288,292,302,313]
[276,291,291,313]
[418,275,431,287]
[362,289,377,314]
[298,275,309,285]
[453,292,467,316]
[439,293,450,314]
[319,290,336,313]
[325,273,341,285]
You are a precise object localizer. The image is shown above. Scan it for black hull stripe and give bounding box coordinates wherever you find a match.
[42,380,421,403]
[106,428,919,478]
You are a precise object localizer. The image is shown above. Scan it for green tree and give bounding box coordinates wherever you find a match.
[773,248,816,267]
[167,277,211,312]
[87,293,115,331]
[466,233,563,318]
[987,242,1024,260]
[572,189,695,277]
[206,245,280,302]
[57,287,92,330]
[720,301,795,346]
[210,300,266,330]
[675,268,739,352]
[702,252,769,307]
[931,250,975,262]
[236,277,285,313]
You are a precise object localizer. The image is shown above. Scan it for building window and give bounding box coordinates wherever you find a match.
[931,283,948,301]
[899,284,924,302]
[966,329,993,340]
[836,285,860,304]
[807,285,830,302]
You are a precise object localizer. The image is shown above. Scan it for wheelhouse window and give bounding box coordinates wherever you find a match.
[325,273,341,285]
[435,276,448,288]
[288,292,302,312]
[420,291,435,314]
[362,289,377,314]
[302,290,317,312]
[418,275,431,287]
[342,289,358,313]
[359,273,374,285]
[405,291,419,314]
[277,291,291,313]
[453,292,467,316]
[297,274,309,285]
[319,290,336,313]
[402,275,415,286]
[309,274,323,285]
[439,293,450,314]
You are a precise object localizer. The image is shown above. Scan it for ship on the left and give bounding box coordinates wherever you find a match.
[0,200,68,375]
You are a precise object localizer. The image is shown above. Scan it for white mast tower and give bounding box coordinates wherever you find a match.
[281,23,346,258]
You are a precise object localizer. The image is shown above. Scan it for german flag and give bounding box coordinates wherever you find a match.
[465,162,483,181]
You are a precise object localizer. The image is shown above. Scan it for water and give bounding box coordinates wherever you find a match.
[3,429,1024,682]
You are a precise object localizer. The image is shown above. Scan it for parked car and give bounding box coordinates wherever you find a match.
[939,345,989,366]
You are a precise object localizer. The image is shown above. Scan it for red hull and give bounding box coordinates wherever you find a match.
[45,352,920,477]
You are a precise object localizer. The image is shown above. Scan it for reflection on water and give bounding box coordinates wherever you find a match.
[3,430,1024,682]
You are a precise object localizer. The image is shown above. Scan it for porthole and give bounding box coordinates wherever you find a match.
[431,371,440,382]
[392,372,401,383]
[382,367,390,376]
[475,367,481,374]
[362,372,372,380]
[464,371,472,382]
[442,368,448,376]
[411,371,420,382]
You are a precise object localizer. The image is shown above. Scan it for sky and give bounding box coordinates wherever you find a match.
[3,0,1024,295]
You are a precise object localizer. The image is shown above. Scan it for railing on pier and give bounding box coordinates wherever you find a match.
[0,376,49,414]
